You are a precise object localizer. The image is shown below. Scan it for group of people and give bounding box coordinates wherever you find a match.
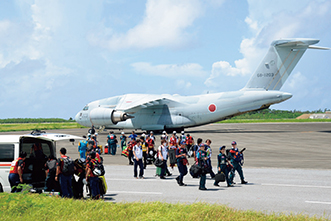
[118,130,248,190]
[8,145,105,199]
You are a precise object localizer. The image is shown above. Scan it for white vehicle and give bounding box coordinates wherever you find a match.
[0,130,82,193]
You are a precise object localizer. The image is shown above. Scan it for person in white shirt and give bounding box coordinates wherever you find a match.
[158,139,172,179]
[133,139,144,179]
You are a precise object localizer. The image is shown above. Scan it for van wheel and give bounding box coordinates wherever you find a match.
[0,184,3,192]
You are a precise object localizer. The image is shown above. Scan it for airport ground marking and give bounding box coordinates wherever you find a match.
[305,201,331,205]
[262,183,331,189]
[107,190,163,195]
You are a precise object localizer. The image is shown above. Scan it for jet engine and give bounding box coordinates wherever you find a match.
[89,108,133,126]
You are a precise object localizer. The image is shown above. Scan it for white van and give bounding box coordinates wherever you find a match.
[0,130,82,193]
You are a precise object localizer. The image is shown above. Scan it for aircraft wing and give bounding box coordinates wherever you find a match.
[115,94,183,113]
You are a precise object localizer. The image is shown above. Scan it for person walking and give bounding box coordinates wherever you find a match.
[176,141,188,186]
[133,139,144,179]
[107,131,117,155]
[214,146,233,187]
[158,139,171,179]
[205,139,215,178]
[120,132,127,150]
[229,141,248,185]
[197,144,208,190]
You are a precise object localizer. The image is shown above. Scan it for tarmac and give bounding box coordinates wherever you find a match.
[2,122,331,217]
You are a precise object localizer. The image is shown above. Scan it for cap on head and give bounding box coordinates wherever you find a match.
[163,131,166,134]
[181,131,184,134]
[121,131,125,134]
[231,141,237,145]
[95,133,98,136]
[173,131,176,134]
[219,146,226,151]
[150,131,153,134]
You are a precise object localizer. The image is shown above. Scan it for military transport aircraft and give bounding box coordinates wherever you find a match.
[75,38,329,131]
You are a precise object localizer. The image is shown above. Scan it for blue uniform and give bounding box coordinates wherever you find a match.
[78,140,88,159]
[197,149,207,190]
[107,134,117,155]
[176,148,188,185]
[214,153,232,186]
[229,148,245,183]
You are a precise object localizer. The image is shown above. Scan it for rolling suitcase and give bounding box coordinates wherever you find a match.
[155,166,166,177]
[104,146,109,154]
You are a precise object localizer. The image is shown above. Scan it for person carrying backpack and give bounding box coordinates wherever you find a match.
[55,148,74,198]
[86,151,101,199]
[228,141,248,185]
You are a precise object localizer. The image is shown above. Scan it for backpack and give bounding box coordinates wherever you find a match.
[62,157,75,176]
[46,159,57,173]
[92,161,105,176]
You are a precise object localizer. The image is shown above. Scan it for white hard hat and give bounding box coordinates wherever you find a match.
[163,131,166,134]
[95,133,98,136]
[121,131,125,134]
[181,131,184,134]
[173,131,176,134]
[150,131,153,134]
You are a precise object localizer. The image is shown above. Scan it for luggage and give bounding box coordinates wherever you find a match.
[99,175,108,195]
[104,146,109,154]
[146,151,155,165]
[154,158,163,167]
[92,161,105,176]
[121,147,129,157]
[214,172,226,183]
[189,163,201,178]
[98,145,103,154]
[156,166,166,176]
[168,149,177,165]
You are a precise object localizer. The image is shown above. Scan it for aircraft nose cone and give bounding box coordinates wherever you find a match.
[75,112,81,122]
[282,92,292,100]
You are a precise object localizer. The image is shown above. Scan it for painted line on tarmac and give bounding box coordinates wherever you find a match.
[305,201,331,205]
[262,183,331,189]
[107,190,162,195]
[107,178,198,184]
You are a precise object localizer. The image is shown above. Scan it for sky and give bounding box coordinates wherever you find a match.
[0,0,330,119]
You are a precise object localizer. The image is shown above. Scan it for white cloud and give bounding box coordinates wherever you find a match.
[131,62,206,78]
[176,79,192,89]
[90,0,203,50]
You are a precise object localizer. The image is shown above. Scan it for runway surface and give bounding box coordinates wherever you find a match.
[103,165,331,217]
[2,122,331,217]
[51,122,331,169]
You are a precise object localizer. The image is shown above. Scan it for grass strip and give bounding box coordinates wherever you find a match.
[0,193,328,221]
[0,122,86,132]
[218,119,331,124]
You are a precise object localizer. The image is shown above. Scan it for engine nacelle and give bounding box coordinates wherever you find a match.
[89,108,132,126]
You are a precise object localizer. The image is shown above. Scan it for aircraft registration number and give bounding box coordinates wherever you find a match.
[257,73,274,77]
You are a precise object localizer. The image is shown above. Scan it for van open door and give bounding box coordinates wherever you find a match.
[19,131,83,192]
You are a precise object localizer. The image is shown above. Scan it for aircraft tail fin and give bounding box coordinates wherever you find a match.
[243,38,328,91]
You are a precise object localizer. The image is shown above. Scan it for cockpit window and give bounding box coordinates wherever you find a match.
[83,105,89,111]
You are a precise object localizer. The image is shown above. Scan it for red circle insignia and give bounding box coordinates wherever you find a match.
[208,104,216,112]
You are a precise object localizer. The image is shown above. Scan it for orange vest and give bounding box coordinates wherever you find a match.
[9,158,24,174]
[186,136,193,145]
